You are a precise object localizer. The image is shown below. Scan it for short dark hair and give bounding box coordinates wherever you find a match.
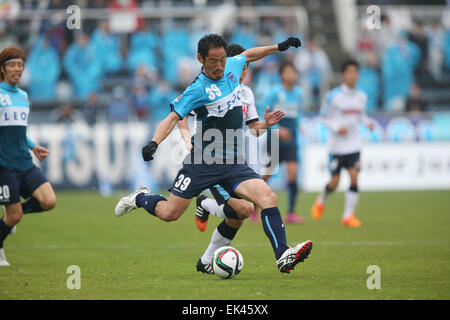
[279,61,297,75]
[341,59,359,73]
[226,44,246,57]
[197,34,228,59]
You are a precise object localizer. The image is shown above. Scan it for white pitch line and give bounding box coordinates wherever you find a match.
[6,240,449,251]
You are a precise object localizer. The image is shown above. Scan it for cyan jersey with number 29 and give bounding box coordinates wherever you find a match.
[170,54,247,162]
[0,82,35,171]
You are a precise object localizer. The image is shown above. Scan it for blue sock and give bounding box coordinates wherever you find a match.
[287,181,298,213]
[22,198,44,214]
[261,207,289,259]
[0,217,12,249]
[135,193,166,216]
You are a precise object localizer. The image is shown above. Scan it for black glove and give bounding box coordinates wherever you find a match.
[278,37,302,51]
[142,141,158,161]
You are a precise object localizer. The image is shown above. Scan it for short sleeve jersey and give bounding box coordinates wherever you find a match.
[0,82,34,171]
[170,54,247,162]
[264,83,303,146]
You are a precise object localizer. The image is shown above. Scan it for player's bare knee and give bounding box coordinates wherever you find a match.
[7,211,23,225]
[267,191,278,207]
[41,196,57,211]
[238,202,254,219]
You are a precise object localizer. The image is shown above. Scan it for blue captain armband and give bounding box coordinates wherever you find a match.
[27,136,36,149]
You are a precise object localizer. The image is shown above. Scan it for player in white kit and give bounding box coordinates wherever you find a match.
[311,59,375,227]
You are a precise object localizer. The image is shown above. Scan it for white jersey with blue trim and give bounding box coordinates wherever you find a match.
[320,84,373,155]
[241,84,259,125]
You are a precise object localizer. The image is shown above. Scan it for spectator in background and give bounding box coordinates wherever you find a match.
[132,83,150,121]
[381,31,421,112]
[148,80,178,122]
[294,37,332,111]
[49,103,86,165]
[408,21,429,83]
[372,14,396,58]
[82,92,105,125]
[426,20,445,81]
[230,20,257,50]
[444,29,450,73]
[131,64,157,121]
[50,103,86,124]
[90,20,123,74]
[356,51,380,113]
[176,56,201,91]
[27,35,61,101]
[405,83,425,114]
[161,20,190,85]
[64,33,103,100]
[0,24,18,51]
[127,20,159,73]
[254,55,281,106]
[107,86,133,122]
[39,0,67,54]
[273,18,302,62]
[133,64,157,93]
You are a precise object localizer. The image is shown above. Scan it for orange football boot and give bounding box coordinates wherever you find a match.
[311,199,325,220]
[341,215,362,227]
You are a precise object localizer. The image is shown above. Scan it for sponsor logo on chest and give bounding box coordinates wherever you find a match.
[0,106,29,126]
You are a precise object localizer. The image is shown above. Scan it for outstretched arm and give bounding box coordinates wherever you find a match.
[242,37,302,62]
[177,115,193,151]
[247,106,285,137]
[142,111,181,161]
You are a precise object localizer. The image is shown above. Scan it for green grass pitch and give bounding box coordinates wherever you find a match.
[0,190,449,300]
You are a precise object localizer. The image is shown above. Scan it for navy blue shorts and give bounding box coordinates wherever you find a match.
[329,152,361,175]
[264,144,299,167]
[209,185,232,205]
[170,162,261,199]
[0,165,48,205]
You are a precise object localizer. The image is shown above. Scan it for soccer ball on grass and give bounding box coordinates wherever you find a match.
[212,246,244,279]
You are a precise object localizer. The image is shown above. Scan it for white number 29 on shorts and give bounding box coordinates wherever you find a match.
[174,174,192,191]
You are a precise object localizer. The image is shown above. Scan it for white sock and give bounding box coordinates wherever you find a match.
[317,185,331,204]
[343,190,359,219]
[201,198,226,219]
[200,228,231,265]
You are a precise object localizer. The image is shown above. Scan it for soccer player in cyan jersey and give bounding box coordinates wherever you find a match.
[115,34,312,273]
[260,61,305,224]
[177,44,286,274]
[311,59,375,227]
[0,47,57,266]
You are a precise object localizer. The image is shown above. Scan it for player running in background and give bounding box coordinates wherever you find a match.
[115,34,312,273]
[258,62,305,224]
[178,43,285,273]
[0,47,57,266]
[311,59,375,227]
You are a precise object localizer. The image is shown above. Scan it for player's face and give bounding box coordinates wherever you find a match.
[342,65,359,88]
[2,60,24,86]
[199,47,227,81]
[281,66,297,85]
